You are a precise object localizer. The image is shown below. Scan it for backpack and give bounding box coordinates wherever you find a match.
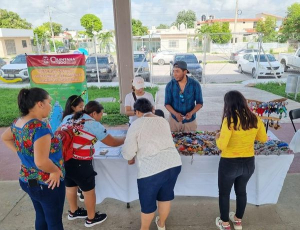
[55,119,95,162]
[55,128,75,162]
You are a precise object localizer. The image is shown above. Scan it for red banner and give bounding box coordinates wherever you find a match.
[27,54,86,67]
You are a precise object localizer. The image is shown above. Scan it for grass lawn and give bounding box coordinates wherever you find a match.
[254,82,300,103]
[0,86,159,127]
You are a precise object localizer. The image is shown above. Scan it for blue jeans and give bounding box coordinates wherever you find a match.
[218,157,255,222]
[19,179,65,230]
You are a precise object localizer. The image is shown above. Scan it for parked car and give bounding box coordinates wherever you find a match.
[85,54,117,82]
[0,54,29,81]
[237,53,283,78]
[0,58,6,68]
[230,49,259,63]
[279,48,300,72]
[57,46,69,53]
[134,51,150,82]
[153,50,175,65]
[170,53,202,82]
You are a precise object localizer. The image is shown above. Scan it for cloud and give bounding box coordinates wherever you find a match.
[0,0,296,31]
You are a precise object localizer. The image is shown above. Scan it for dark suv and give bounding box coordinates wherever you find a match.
[85,54,117,82]
[170,53,202,82]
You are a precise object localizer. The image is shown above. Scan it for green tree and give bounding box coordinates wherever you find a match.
[132,19,148,36]
[256,17,277,42]
[281,3,300,41]
[197,22,232,44]
[41,22,62,36]
[157,24,169,29]
[173,10,197,29]
[0,9,32,29]
[98,31,115,53]
[80,14,103,38]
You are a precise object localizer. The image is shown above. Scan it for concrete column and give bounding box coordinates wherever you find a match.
[113,0,133,114]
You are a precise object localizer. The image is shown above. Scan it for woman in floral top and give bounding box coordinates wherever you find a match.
[1,88,65,230]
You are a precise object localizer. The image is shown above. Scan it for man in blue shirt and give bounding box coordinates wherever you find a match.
[165,61,203,132]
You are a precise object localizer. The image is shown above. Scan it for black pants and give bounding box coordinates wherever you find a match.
[218,157,255,222]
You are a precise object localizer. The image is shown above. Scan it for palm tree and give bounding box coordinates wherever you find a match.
[98,31,115,53]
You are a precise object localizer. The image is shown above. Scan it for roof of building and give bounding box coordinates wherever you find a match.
[256,13,284,20]
[197,18,260,25]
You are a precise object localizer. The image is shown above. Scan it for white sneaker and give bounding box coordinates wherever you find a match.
[216,217,231,230]
[229,212,242,230]
[155,216,166,230]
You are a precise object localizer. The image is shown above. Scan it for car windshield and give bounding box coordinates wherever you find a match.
[174,55,198,63]
[134,54,146,62]
[86,57,109,64]
[11,55,26,64]
[254,54,276,62]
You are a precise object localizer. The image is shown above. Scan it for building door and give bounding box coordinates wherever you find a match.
[5,39,17,55]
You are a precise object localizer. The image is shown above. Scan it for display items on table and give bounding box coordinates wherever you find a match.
[247,98,288,131]
[172,131,293,156]
[172,131,221,156]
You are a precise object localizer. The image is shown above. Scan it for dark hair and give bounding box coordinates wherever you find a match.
[73,101,104,120]
[133,98,153,113]
[154,109,165,118]
[18,88,49,116]
[222,90,258,131]
[62,95,84,118]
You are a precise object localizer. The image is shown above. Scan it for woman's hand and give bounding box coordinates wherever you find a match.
[128,158,135,165]
[46,169,63,190]
[215,132,220,139]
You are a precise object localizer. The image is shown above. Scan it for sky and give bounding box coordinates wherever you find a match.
[0,0,297,31]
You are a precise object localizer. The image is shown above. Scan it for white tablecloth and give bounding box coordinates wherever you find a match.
[93,131,294,205]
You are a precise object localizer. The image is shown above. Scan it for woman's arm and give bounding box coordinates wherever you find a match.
[125,105,135,116]
[101,134,125,147]
[1,128,17,153]
[34,134,63,189]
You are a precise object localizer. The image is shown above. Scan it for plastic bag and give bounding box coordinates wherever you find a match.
[289,130,300,153]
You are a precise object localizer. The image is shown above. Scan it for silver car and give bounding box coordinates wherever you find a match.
[0,58,6,68]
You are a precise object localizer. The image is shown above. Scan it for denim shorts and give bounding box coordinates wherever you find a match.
[137,165,181,214]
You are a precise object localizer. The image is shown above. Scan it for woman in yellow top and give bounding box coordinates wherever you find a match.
[215,90,267,230]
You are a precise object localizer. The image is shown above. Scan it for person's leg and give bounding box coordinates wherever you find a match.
[218,158,240,224]
[66,186,78,213]
[19,180,48,230]
[234,157,255,220]
[82,188,96,219]
[183,119,197,132]
[140,212,155,230]
[157,201,171,227]
[156,166,181,227]
[42,182,65,230]
[168,115,182,132]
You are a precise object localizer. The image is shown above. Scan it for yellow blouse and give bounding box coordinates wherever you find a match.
[216,117,268,158]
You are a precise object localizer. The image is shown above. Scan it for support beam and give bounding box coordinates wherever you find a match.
[113,0,134,114]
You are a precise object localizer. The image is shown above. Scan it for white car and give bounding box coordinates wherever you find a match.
[0,54,29,81]
[237,53,284,78]
[153,50,175,65]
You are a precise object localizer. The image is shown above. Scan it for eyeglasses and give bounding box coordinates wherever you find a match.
[71,90,86,105]
[179,93,185,103]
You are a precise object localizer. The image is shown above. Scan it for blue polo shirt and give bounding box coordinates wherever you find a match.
[165,77,203,124]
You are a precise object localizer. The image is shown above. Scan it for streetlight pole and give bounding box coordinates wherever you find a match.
[233,0,239,46]
[93,33,101,88]
[48,6,56,53]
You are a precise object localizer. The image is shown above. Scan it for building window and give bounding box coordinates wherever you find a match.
[169,40,179,48]
[253,22,257,28]
[22,40,27,48]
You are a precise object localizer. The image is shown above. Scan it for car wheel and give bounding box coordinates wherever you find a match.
[281,60,288,72]
[252,68,257,78]
[158,59,165,65]
[238,65,243,73]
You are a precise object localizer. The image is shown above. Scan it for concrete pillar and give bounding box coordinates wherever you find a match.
[113,0,133,114]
